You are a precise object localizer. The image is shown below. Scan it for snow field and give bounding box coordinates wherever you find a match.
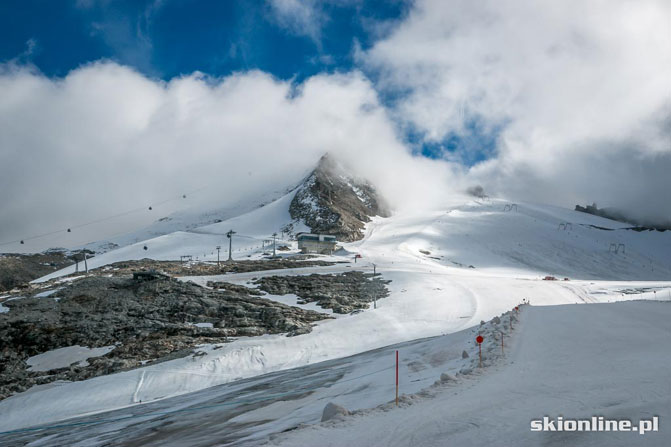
[3,196,669,434]
[0,303,526,444]
[269,301,671,447]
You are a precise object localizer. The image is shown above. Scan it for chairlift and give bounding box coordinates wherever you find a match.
[143,245,148,251]
[67,228,71,233]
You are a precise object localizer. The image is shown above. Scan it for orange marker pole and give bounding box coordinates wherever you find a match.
[395,350,399,406]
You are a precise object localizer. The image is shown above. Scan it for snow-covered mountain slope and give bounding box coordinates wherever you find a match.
[3,301,669,446]
[270,301,671,447]
[0,305,525,445]
[36,196,671,283]
[78,154,387,255]
[6,196,670,432]
[80,187,298,254]
[357,198,671,281]
[34,189,309,283]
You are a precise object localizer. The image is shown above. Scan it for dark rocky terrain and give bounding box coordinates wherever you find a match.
[254,271,391,314]
[0,274,330,400]
[1,253,340,294]
[0,251,76,292]
[88,257,342,278]
[289,154,390,241]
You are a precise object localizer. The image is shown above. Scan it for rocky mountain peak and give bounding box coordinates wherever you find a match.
[289,154,390,241]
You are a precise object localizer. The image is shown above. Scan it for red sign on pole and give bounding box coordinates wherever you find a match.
[476,335,484,344]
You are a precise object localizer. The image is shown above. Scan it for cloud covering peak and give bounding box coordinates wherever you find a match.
[1,0,670,251]
[0,61,460,250]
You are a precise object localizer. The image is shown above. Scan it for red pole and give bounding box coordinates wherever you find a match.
[395,350,399,406]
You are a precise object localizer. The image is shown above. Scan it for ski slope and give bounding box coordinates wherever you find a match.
[269,301,671,447]
[0,307,512,445]
[3,197,670,433]
[2,301,669,446]
[358,199,671,281]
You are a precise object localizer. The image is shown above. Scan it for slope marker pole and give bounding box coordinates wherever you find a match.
[395,350,399,406]
[476,335,484,367]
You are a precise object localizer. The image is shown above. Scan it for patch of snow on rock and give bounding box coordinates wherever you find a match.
[26,345,115,372]
[34,288,62,298]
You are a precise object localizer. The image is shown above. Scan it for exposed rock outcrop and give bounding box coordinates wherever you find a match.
[0,275,329,400]
[86,258,340,279]
[255,271,391,314]
[289,154,390,241]
[0,250,76,292]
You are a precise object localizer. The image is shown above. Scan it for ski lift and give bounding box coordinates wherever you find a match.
[143,245,148,251]
[67,228,71,233]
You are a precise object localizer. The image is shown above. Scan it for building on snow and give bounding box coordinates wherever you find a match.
[296,233,337,254]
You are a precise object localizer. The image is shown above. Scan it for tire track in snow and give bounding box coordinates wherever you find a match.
[132,371,146,404]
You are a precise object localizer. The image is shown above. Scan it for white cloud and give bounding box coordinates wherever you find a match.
[366,0,670,144]
[266,0,326,44]
[0,62,457,250]
[363,0,671,220]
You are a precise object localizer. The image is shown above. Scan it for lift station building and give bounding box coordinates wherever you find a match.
[296,233,337,254]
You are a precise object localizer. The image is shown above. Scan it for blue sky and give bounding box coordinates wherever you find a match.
[0,0,406,81]
[0,0,496,163]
